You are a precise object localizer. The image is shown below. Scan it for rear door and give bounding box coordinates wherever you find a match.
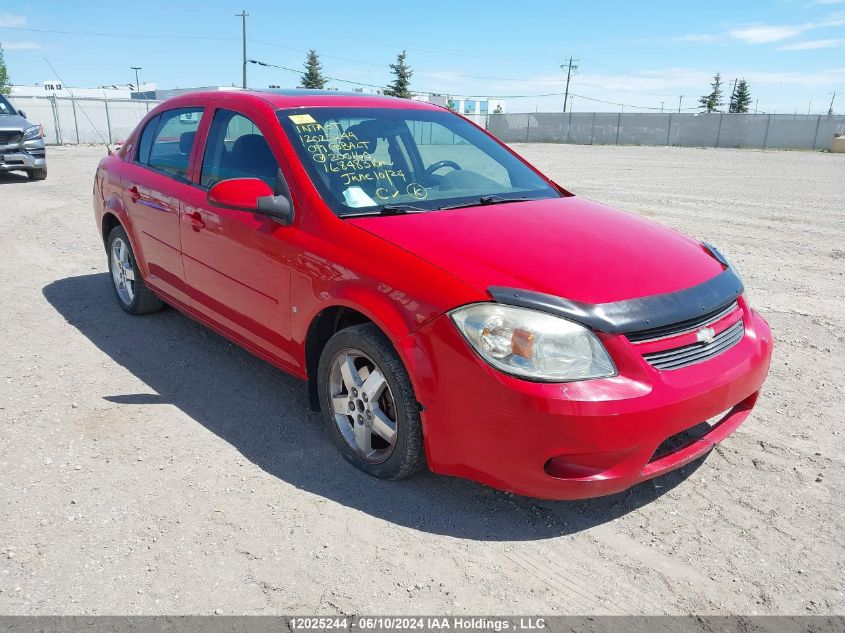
[178,102,297,367]
[122,106,205,305]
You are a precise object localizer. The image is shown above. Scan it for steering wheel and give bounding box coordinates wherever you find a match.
[424,160,462,178]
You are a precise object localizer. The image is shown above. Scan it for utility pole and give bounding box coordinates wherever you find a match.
[560,57,579,113]
[678,95,683,113]
[660,101,664,113]
[130,67,142,92]
[808,100,812,115]
[236,10,249,89]
[827,92,836,115]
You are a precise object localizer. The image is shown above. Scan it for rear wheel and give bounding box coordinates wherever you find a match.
[317,323,425,480]
[106,225,164,315]
[27,167,47,181]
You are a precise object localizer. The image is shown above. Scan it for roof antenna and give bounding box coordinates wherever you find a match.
[43,57,112,154]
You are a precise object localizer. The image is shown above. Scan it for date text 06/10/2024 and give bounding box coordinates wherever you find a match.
[289,617,548,631]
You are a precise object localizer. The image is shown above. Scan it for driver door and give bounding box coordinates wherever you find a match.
[179,103,296,367]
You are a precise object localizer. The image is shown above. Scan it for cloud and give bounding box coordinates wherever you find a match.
[729,11,845,44]
[0,13,26,27]
[778,37,845,49]
[2,41,42,50]
[814,0,845,5]
[730,25,807,43]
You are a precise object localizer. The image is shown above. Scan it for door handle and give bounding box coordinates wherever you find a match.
[184,211,206,230]
[127,185,141,202]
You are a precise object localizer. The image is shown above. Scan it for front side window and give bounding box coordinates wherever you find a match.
[0,95,15,116]
[201,110,278,188]
[139,107,204,179]
[277,107,558,216]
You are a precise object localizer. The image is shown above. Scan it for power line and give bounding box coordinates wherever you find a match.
[248,57,702,110]
[0,25,237,40]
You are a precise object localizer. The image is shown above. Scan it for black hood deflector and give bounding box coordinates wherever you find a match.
[489,244,743,335]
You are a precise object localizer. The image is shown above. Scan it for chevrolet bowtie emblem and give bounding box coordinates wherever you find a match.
[696,327,717,344]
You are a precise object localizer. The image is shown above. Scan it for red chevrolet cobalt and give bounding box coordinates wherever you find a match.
[92,90,772,499]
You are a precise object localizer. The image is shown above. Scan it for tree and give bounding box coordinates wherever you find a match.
[384,50,413,99]
[0,44,12,97]
[446,95,457,111]
[729,79,752,114]
[699,72,723,113]
[299,49,327,90]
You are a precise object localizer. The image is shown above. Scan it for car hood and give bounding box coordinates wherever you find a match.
[347,196,725,305]
[0,114,31,131]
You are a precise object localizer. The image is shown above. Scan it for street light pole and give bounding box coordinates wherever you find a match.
[678,95,683,113]
[236,10,249,89]
[130,67,142,93]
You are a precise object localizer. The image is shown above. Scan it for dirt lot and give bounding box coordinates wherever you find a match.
[0,144,843,615]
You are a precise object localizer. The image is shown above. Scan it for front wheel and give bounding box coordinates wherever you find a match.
[106,225,164,315]
[317,323,425,480]
[27,167,47,181]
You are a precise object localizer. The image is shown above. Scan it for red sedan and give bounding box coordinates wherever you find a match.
[92,90,773,499]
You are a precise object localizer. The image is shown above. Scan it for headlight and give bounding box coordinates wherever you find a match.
[23,125,43,141]
[450,304,616,382]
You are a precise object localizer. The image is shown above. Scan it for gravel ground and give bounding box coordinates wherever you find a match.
[0,144,843,615]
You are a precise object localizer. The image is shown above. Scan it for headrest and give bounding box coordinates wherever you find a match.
[231,134,272,158]
[345,121,385,152]
[179,131,196,155]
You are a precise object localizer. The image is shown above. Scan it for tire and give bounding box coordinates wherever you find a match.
[317,323,425,480]
[106,225,164,315]
[27,167,47,181]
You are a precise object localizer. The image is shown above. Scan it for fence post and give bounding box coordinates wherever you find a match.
[589,111,596,145]
[525,115,530,142]
[615,112,622,145]
[763,114,772,149]
[811,115,822,151]
[71,98,80,144]
[49,95,62,145]
[104,97,113,144]
[566,108,573,144]
[666,114,673,146]
[715,113,724,147]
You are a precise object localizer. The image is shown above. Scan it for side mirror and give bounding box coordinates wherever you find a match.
[207,178,294,225]
[17,110,26,119]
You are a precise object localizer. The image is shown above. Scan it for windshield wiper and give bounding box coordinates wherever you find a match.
[437,195,534,211]
[342,204,429,218]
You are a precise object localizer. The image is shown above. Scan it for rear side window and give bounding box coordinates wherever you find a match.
[138,107,204,180]
[200,110,278,188]
[136,115,159,165]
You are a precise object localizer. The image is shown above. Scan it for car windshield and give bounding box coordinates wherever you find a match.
[0,96,16,116]
[277,107,560,216]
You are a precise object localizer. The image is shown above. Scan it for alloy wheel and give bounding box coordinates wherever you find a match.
[110,237,136,305]
[328,349,398,463]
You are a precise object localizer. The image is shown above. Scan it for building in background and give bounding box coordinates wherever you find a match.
[11,81,157,99]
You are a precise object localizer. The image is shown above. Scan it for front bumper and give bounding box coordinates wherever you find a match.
[401,299,773,500]
[0,137,46,172]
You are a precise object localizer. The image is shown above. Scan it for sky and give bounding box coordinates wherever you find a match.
[1,0,843,114]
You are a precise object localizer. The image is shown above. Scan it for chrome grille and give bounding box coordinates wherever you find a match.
[626,301,739,343]
[643,319,744,371]
[0,132,23,146]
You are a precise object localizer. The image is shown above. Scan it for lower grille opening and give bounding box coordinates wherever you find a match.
[649,421,715,463]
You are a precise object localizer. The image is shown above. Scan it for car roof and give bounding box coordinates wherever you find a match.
[160,88,443,112]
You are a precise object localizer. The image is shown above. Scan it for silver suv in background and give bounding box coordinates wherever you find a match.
[0,94,47,181]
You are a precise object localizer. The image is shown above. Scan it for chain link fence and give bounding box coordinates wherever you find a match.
[9,95,845,151]
[485,112,845,151]
[11,95,162,145]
